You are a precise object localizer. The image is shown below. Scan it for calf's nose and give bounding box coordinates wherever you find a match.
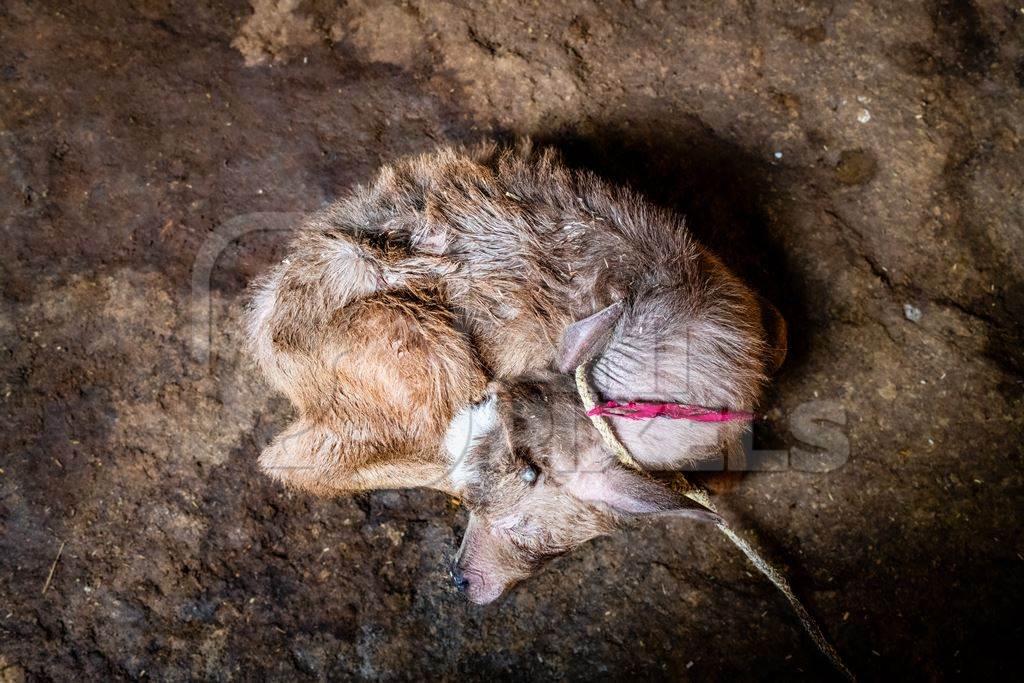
[450,565,470,591]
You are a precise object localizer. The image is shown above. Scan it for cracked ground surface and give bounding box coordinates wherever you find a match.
[1,0,1022,680]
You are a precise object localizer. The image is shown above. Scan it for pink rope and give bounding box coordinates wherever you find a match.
[586,400,754,423]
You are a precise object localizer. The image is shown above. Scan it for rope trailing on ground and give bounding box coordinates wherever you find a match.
[575,363,855,682]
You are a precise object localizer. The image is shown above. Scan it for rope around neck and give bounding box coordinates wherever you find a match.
[575,364,855,681]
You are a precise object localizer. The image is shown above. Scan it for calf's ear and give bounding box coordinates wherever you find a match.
[567,466,722,524]
[555,301,624,373]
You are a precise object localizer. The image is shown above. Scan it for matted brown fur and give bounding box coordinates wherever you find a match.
[246,141,785,601]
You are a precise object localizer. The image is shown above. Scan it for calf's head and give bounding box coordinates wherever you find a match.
[443,375,721,604]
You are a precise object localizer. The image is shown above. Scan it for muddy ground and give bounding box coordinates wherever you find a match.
[1,0,1022,680]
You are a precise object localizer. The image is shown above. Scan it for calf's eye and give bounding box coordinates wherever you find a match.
[519,465,539,484]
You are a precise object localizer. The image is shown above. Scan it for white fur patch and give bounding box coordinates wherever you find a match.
[246,267,284,370]
[443,396,498,489]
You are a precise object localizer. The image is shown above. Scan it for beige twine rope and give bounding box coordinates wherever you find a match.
[575,364,855,681]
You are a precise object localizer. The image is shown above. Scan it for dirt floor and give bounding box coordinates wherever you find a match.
[1,0,1022,679]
